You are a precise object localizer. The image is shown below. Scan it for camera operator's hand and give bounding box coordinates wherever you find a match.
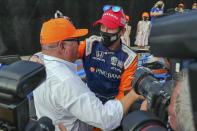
[140,100,150,111]
[58,123,67,131]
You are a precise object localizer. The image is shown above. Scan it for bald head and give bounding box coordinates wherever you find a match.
[41,40,79,63]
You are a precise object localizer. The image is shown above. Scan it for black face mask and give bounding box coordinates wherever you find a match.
[158,4,162,9]
[143,17,149,21]
[100,31,120,48]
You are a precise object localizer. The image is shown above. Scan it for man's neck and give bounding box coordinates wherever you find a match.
[42,50,65,60]
[108,39,121,51]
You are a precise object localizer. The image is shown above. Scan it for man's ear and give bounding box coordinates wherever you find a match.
[57,41,65,50]
[57,41,65,53]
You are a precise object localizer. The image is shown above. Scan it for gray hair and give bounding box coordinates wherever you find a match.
[175,72,196,131]
[41,42,59,51]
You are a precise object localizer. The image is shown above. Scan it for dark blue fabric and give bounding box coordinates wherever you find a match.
[0,65,7,70]
[82,40,129,103]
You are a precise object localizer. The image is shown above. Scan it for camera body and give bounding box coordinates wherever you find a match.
[131,67,171,124]
[0,60,46,130]
[122,110,167,131]
[149,9,197,122]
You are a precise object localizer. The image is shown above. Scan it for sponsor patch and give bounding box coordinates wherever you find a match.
[111,56,118,66]
[92,51,105,62]
[111,67,122,73]
[95,68,121,79]
[90,67,95,72]
[117,60,124,68]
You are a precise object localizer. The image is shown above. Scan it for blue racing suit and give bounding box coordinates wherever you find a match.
[78,35,138,103]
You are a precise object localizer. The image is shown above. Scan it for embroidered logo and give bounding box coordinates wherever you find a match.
[111,56,118,66]
[90,67,95,72]
[117,60,124,68]
[103,13,118,20]
[96,51,104,59]
[92,51,105,62]
[95,68,121,79]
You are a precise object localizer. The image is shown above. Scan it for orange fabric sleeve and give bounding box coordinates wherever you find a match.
[78,40,86,59]
[115,56,138,100]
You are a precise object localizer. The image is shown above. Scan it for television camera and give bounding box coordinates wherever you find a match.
[0,58,47,131]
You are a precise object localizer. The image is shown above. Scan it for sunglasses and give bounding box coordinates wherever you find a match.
[103,5,122,12]
[55,10,74,25]
[63,38,80,45]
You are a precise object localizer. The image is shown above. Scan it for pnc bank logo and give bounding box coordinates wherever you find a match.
[90,67,95,72]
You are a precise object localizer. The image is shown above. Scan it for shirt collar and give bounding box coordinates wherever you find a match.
[42,54,78,73]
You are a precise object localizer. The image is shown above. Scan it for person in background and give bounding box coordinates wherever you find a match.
[78,5,138,104]
[150,0,165,24]
[121,15,131,47]
[175,3,184,13]
[31,17,143,131]
[192,2,197,10]
[134,12,151,49]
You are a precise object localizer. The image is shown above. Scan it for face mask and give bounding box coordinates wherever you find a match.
[143,17,149,21]
[100,30,120,48]
[158,4,162,9]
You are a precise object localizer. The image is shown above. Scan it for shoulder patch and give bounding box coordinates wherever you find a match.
[122,44,137,69]
[86,35,102,56]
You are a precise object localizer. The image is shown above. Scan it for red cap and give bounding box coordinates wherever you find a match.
[93,8,126,29]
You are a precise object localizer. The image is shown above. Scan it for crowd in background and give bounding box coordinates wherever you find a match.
[127,0,197,49]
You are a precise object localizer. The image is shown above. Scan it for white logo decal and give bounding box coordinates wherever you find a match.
[110,35,117,41]
[111,56,118,66]
[92,51,105,62]
[111,67,122,73]
[103,13,118,20]
[95,68,121,79]
[117,60,124,68]
[96,51,104,58]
